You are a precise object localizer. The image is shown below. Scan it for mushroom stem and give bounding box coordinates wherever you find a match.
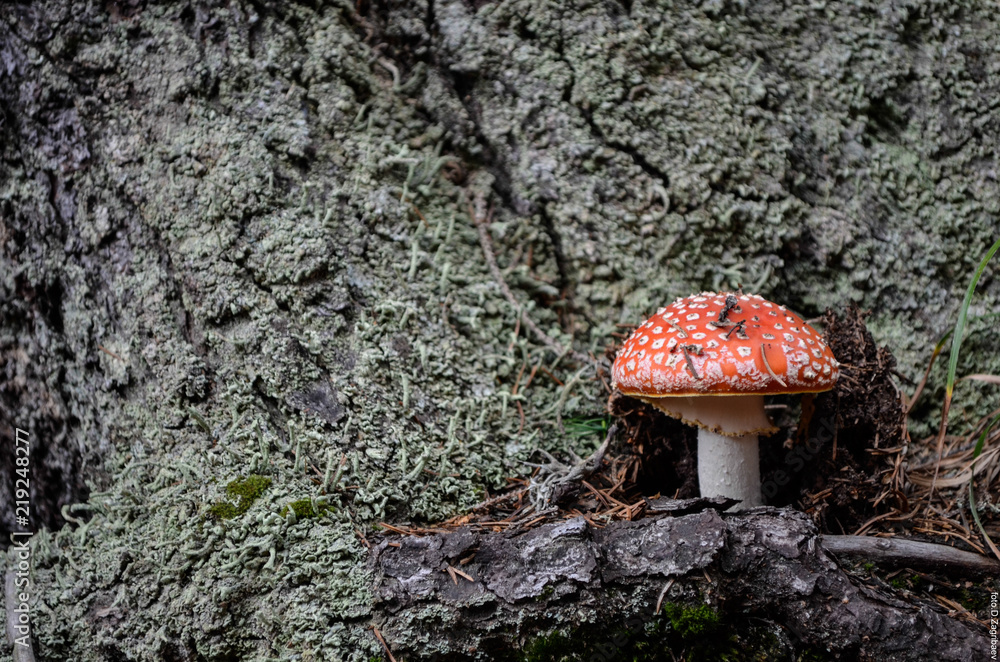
[697,429,762,510]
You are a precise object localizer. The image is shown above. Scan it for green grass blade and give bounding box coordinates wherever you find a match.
[944,237,1000,401]
[968,412,1000,561]
[907,312,1000,413]
[932,236,1000,493]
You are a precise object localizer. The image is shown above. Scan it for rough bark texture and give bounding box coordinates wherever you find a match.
[373,508,988,660]
[1,1,998,660]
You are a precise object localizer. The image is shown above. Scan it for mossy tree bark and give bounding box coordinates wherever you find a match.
[1,1,997,660]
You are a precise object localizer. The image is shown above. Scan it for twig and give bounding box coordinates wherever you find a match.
[934,595,986,627]
[378,522,417,536]
[98,344,124,361]
[523,423,618,508]
[370,625,398,662]
[679,346,701,380]
[469,194,595,368]
[466,486,530,513]
[820,535,1000,576]
[760,344,786,387]
[654,578,675,615]
[852,510,900,536]
[449,564,475,582]
[665,320,687,338]
[536,365,564,386]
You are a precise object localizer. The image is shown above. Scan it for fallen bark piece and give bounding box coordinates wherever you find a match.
[371,508,988,660]
[645,495,740,514]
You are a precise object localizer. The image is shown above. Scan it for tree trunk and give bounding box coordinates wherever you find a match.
[1,1,997,660]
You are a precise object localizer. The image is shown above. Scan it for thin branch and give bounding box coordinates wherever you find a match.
[820,535,1000,576]
[523,423,618,508]
[469,194,596,368]
[370,626,397,662]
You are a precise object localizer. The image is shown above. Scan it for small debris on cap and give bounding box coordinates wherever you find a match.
[611,292,839,397]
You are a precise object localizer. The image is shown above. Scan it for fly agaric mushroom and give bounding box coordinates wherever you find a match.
[611,292,839,509]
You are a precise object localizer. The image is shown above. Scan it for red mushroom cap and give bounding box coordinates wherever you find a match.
[612,292,839,397]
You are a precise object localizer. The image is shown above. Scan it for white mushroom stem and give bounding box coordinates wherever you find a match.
[641,394,774,510]
[697,429,762,509]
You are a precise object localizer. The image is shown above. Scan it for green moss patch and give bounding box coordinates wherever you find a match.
[207,474,272,520]
[281,498,333,519]
[521,631,575,662]
[661,602,721,640]
[516,602,756,662]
